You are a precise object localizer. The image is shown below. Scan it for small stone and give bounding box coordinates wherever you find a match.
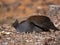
[2,42,8,45]
[26,40,30,42]
[6,37,11,40]
[1,31,11,35]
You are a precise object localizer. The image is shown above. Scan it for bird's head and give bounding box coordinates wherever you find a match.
[12,19,19,28]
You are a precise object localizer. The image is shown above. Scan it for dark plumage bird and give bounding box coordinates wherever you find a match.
[12,15,59,33]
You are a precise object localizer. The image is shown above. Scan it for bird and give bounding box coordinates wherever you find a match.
[12,15,59,33]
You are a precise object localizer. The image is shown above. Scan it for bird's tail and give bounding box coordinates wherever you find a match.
[51,26,60,31]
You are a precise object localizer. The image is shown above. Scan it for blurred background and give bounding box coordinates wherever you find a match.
[0,0,60,26]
